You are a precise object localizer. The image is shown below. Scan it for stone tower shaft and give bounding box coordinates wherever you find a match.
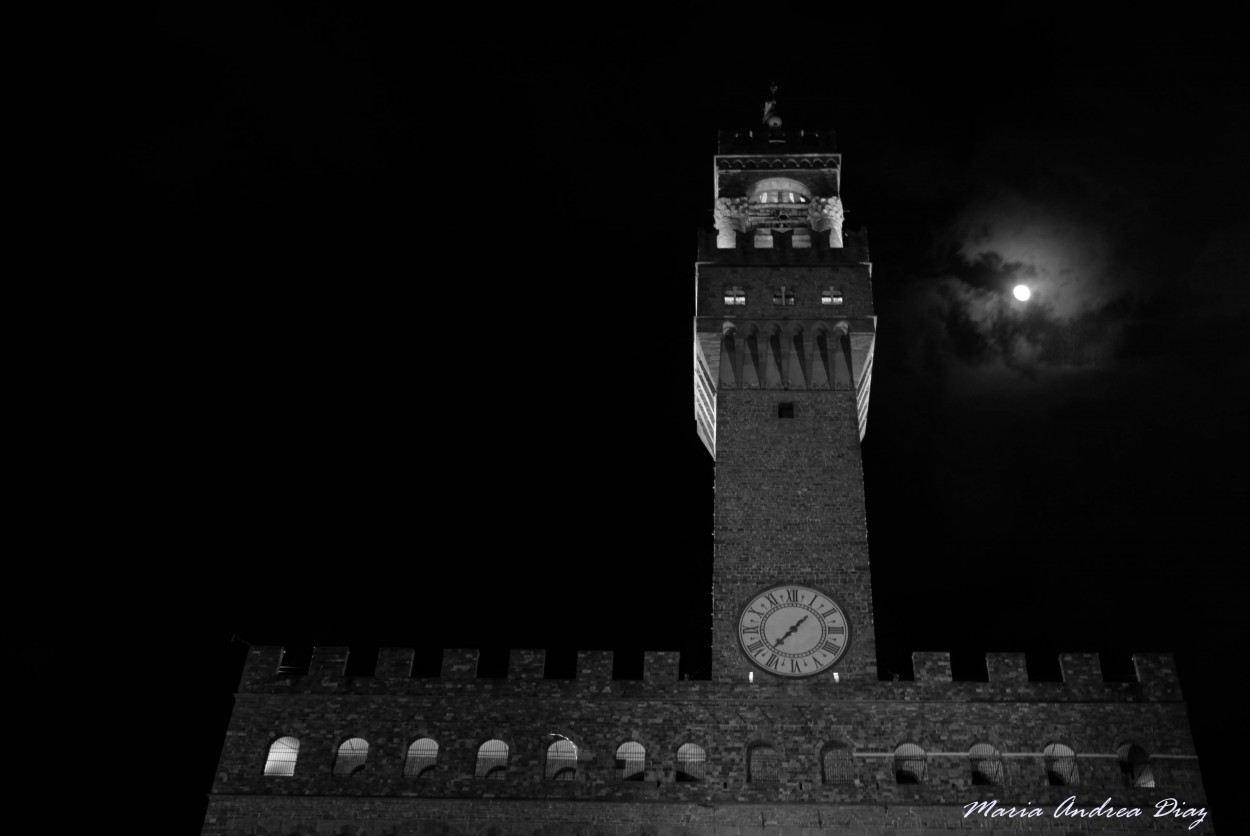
[694,123,878,683]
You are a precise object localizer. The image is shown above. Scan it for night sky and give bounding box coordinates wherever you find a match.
[112,7,1247,831]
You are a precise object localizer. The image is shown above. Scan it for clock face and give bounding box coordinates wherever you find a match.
[738,585,850,677]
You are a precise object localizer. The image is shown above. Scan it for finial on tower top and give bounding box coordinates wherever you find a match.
[762,82,782,129]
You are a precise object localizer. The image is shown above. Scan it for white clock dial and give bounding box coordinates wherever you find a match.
[738,585,850,677]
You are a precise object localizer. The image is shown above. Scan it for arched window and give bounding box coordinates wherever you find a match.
[403,738,438,777]
[969,743,1003,785]
[475,739,509,779]
[820,741,854,784]
[264,736,300,777]
[615,741,645,781]
[334,738,369,776]
[1118,743,1155,787]
[545,739,577,781]
[748,743,781,782]
[676,743,706,782]
[894,743,926,784]
[750,178,812,205]
[1044,743,1078,786]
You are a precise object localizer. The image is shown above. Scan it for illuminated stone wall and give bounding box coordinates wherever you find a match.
[694,232,878,683]
[202,646,1209,835]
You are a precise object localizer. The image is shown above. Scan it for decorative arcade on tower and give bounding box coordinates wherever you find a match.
[202,90,1213,836]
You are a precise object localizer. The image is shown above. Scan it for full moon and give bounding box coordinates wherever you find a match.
[1013,284,1031,301]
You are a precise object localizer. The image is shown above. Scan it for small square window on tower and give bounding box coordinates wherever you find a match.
[773,287,796,305]
[778,403,794,419]
[822,287,844,305]
[724,286,746,306]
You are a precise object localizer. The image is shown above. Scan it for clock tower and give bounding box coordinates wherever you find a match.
[694,94,878,683]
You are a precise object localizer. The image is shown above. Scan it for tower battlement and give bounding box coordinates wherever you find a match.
[237,645,1183,699]
[696,228,869,261]
[206,644,1205,834]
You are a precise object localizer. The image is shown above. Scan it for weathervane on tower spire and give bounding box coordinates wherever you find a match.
[762,82,782,128]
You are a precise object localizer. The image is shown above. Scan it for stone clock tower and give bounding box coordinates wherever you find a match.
[205,91,1213,835]
[693,94,878,683]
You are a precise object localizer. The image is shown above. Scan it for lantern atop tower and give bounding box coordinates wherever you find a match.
[709,85,844,250]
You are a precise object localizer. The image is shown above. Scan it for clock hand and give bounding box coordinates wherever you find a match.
[773,615,809,648]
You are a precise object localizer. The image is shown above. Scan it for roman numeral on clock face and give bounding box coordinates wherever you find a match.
[790,659,801,673]
[786,589,799,602]
[826,624,845,633]
[764,593,780,606]
[745,640,764,654]
[765,654,781,669]
[822,639,842,654]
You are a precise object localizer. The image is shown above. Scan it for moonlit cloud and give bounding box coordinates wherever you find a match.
[903,191,1146,375]
[950,192,1119,321]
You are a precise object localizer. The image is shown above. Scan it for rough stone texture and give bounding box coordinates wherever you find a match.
[203,647,1209,834]
[986,653,1028,685]
[711,388,876,682]
[203,795,1212,835]
[693,243,874,322]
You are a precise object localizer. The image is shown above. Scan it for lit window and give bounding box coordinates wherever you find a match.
[404,738,438,778]
[264,736,300,777]
[546,739,577,781]
[821,288,844,305]
[970,743,1003,785]
[752,190,810,204]
[772,287,795,305]
[894,743,926,784]
[1044,743,1078,786]
[334,738,369,776]
[676,743,706,782]
[750,178,812,207]
[476,739,509,779]
[615,741,645,781]
[724,286,746,306]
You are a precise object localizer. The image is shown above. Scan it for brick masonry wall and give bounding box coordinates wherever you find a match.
[203,648,1210,834]
[695,260,874,322]
[712,389,876,683]
[204,796,1212,836]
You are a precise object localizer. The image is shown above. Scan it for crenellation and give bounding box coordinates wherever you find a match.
[644,651,680,683]
[239,645,283,691]
[508,648,546,680]
[235,646,1186,694]
[1059,652,1102,685]
[697,229,870,262]
[308,646,349,684]
[374,647,414,680]
[986,652,1027,684]
[577,649,614,683]
[911,651,951,683]
[1134,652,1179,687]
[440,648,478,681]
